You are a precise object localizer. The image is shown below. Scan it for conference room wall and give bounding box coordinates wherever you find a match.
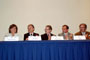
[0,0,90,41]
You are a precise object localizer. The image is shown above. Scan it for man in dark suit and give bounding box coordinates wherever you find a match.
[41,25,55,40]
[24,24,39,40]
[75,23,90,39]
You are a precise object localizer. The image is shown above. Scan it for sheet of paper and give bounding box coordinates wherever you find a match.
[4,36,19,41]
[28,36,41,41]
[74,36,86,40]
[51,36,64,40]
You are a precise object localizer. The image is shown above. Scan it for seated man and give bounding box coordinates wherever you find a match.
[41,25,55,40]
[58,25,73,40]
[24,24,39,40]
[75,23,90,39]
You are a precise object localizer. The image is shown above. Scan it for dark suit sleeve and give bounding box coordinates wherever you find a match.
[24,34,26,40]
[41,35,44,40]
[34,33,39,36]
[24,34,28,41]
[36,33,39,36]
[41,34,48,40]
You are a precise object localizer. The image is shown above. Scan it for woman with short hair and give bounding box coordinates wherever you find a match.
[4,24,19,41]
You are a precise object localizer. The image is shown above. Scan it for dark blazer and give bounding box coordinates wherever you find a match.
[41,33,55,40]
[24,33,39,40]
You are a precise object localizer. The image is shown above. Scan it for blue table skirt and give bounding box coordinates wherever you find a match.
[0,40,90,60]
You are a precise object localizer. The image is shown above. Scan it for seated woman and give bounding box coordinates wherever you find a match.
[4,24,19,41]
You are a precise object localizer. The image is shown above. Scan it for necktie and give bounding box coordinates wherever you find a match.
[31,34,32,36]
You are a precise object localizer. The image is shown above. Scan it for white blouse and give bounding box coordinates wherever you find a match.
[4,33,19,41]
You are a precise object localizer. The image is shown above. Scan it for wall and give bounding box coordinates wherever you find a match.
[0,0,90,40]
